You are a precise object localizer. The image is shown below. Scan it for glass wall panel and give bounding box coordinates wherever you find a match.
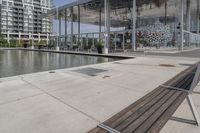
[136,0,181,50]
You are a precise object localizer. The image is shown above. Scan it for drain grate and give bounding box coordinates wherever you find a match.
[72,67,108,76]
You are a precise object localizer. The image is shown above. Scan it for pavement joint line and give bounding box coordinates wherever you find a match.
[0,93,45,106]
[19,76,102,124]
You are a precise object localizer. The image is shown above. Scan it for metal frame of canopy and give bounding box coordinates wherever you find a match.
[45,0,200,53]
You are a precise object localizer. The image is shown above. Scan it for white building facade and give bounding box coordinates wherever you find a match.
[0,0,52,45]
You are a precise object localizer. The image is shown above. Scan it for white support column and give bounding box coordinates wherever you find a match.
[59,14,62,49]
[86,34,88,47]
[99,5,102,41]
[180,0,184,51]
[104,0,110,54]
[123,33,125,50]
[29,32,31,41]
[114,33,117,51]
[65,9,68,47]
[70,8,74,49]
[78,5,81,46]
[132,0,136,51]
[38,33,41,42]
[92,33,95,50]
[19,32,21,47]
[80,34,83,50]
[56,7,60,51]
[197,0,200,34]
[7,31,10,44]
[47,33,49,45]
[31,10,34,49]
[31,37,34,49]
[186,0,191,47]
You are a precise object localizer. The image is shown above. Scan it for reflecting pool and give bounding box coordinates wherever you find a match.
[0,50,119,78]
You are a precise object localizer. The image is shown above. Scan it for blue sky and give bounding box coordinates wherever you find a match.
[54,0,74,7]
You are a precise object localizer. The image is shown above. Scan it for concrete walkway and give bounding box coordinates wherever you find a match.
[0,56,199,133]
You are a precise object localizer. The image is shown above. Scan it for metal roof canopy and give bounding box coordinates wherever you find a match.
[46,0,168,27]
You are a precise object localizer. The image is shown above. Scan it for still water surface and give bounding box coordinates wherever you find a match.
[0,50,118,78]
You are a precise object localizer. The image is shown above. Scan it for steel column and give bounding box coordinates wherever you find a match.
[92,33,95,49]
[114,33,117,51]
[186,0,191,47]
[59,14,61,48]
[104,0,110,54]
[65,9,68,48]
[180,0,184,51]
[123,33,125,50]
[56,7,59,50]
[78,5,81,46]
[71,8,74,49]
[86,34,88,47]
[132,0,136,51]
[165,1,167,25]
[197,0,200,34]
[99,5,102,41]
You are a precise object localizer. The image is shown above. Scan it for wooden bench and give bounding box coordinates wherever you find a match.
[88,63,200,133]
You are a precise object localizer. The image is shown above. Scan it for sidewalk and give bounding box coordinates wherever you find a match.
[0,56,199,133]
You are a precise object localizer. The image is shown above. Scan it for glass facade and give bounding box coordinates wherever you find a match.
[48,0,200,52]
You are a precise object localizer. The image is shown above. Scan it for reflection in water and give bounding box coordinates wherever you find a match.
[0,50,118,78]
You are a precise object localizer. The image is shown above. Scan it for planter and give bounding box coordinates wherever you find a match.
[97,46,103,54]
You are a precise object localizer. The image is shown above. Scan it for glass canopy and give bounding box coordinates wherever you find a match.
[46,0,200,52]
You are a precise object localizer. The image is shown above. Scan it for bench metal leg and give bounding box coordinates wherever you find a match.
[187,94,200,126]
[98,124,120,133]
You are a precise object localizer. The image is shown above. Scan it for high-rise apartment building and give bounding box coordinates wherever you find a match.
[0,0,52,44]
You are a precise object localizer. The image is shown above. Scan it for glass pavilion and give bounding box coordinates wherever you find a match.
[46,0,200,53]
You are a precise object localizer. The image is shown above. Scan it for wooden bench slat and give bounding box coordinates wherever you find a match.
[107,88,165,128]
[146,93,187,133]
[163,65,196,87]
[132,91,183,133]
[88,88,166,133]
[121,90,177,133]
[174,73,194,88]
[104,87,165,126]
[115,89,170,131]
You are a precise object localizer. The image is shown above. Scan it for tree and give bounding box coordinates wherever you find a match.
[9,38,18,47]
[39,40,47,46]
[17,39,23,47]
[28,39,33,46]
[0,34,8,47]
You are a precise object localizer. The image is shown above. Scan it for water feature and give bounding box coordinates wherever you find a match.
[0,50,119,78]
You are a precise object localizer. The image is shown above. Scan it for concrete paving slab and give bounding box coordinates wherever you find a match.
[0,79,43,105]
[49,81,143,122]
[22,72,90,92]
[0,94,97,133]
